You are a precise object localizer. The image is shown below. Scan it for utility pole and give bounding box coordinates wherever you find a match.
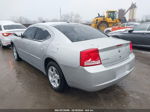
[60,8,62,21]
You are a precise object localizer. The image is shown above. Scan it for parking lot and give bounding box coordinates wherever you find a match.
[0,47,150,109]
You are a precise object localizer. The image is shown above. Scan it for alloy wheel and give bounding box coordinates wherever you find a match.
[13,47,17,60]
[48,66,60,88]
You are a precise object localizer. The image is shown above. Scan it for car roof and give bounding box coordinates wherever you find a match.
[0,21,21,25]
[32,22,76,27]
[44,22,69,26]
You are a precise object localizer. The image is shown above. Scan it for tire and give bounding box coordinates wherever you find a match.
[98,22,108,32]
[12,45,21,61]
[47,61,68,92]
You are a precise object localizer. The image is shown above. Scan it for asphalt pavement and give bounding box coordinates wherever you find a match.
[0,48,150,109]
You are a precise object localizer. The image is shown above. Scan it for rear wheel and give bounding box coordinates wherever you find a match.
[12,45,21,61]
[98,22,108,32]
[47,61,68,92]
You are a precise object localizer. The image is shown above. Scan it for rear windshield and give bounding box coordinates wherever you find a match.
[54,24,107,42]
[4,25,26,30]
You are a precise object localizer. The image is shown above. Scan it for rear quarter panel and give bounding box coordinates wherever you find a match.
[43,28,80,74]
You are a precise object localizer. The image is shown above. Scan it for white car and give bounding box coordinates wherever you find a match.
[12,22,135,92]
[104,22,140,34]
[0,21,26,48]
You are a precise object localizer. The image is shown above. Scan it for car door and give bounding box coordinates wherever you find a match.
[17,27,37,63]
[128,31,147,45]
[143,25,150,47]
[119,23,149,46]
[25,27,51,70]
[130,23,150,46]
[118,31,139,44]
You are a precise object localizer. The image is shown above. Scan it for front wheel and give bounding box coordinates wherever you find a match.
[12,46,21,61]
[98,22,108,32]
[47,61,68,92]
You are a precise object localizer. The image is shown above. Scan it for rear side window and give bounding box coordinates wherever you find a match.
[54,24,107,42]
[127,23,139,27]
[34,28,50,41]
[23,27,37,40]
[0,25,2,31]
[134,23,149,31]
[4,25,26,30]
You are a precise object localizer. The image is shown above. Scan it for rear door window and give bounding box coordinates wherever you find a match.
[23,27,37,40]
[54,24,107,42]
[34,28,50,41]
[134,23,149,31]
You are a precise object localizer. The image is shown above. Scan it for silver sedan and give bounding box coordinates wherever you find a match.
[12,22,135,92]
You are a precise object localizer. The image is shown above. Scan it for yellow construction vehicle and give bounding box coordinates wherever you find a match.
[91,3,137,32]
[91,10,122,31]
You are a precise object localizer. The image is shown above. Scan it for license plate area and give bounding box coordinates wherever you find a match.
[100,45,130,67]
[116,66,127,78]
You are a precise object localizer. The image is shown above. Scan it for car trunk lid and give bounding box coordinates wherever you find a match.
[99,43,130,66]
[4,29,25,34]
[73,37,131,66]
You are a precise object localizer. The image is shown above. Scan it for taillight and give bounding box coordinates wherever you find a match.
[2,33,12,37]
[129,42,133,52]
[80,48,102,67]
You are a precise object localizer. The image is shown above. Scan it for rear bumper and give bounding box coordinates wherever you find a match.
[62,53,135,92]
[85,67,134,92]
[1,39,11,46]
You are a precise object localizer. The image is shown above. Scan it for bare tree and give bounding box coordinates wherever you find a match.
[10,16,34,24]
[61,12,81,23]
[10,12,82,24]
[49,18,59,22]
[73,14,81,23]
[142,15,150,22]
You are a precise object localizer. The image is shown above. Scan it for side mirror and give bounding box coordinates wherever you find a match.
[128,30,134,33]
[13,33,24,38]
[13,33,18,37]
[20,34,24,38]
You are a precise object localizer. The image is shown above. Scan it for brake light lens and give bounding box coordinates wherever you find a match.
[129,42,133,52]
[2,33,12,37]
[80,48,102,67]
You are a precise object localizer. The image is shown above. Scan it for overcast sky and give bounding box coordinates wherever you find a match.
[0,0,149,21]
